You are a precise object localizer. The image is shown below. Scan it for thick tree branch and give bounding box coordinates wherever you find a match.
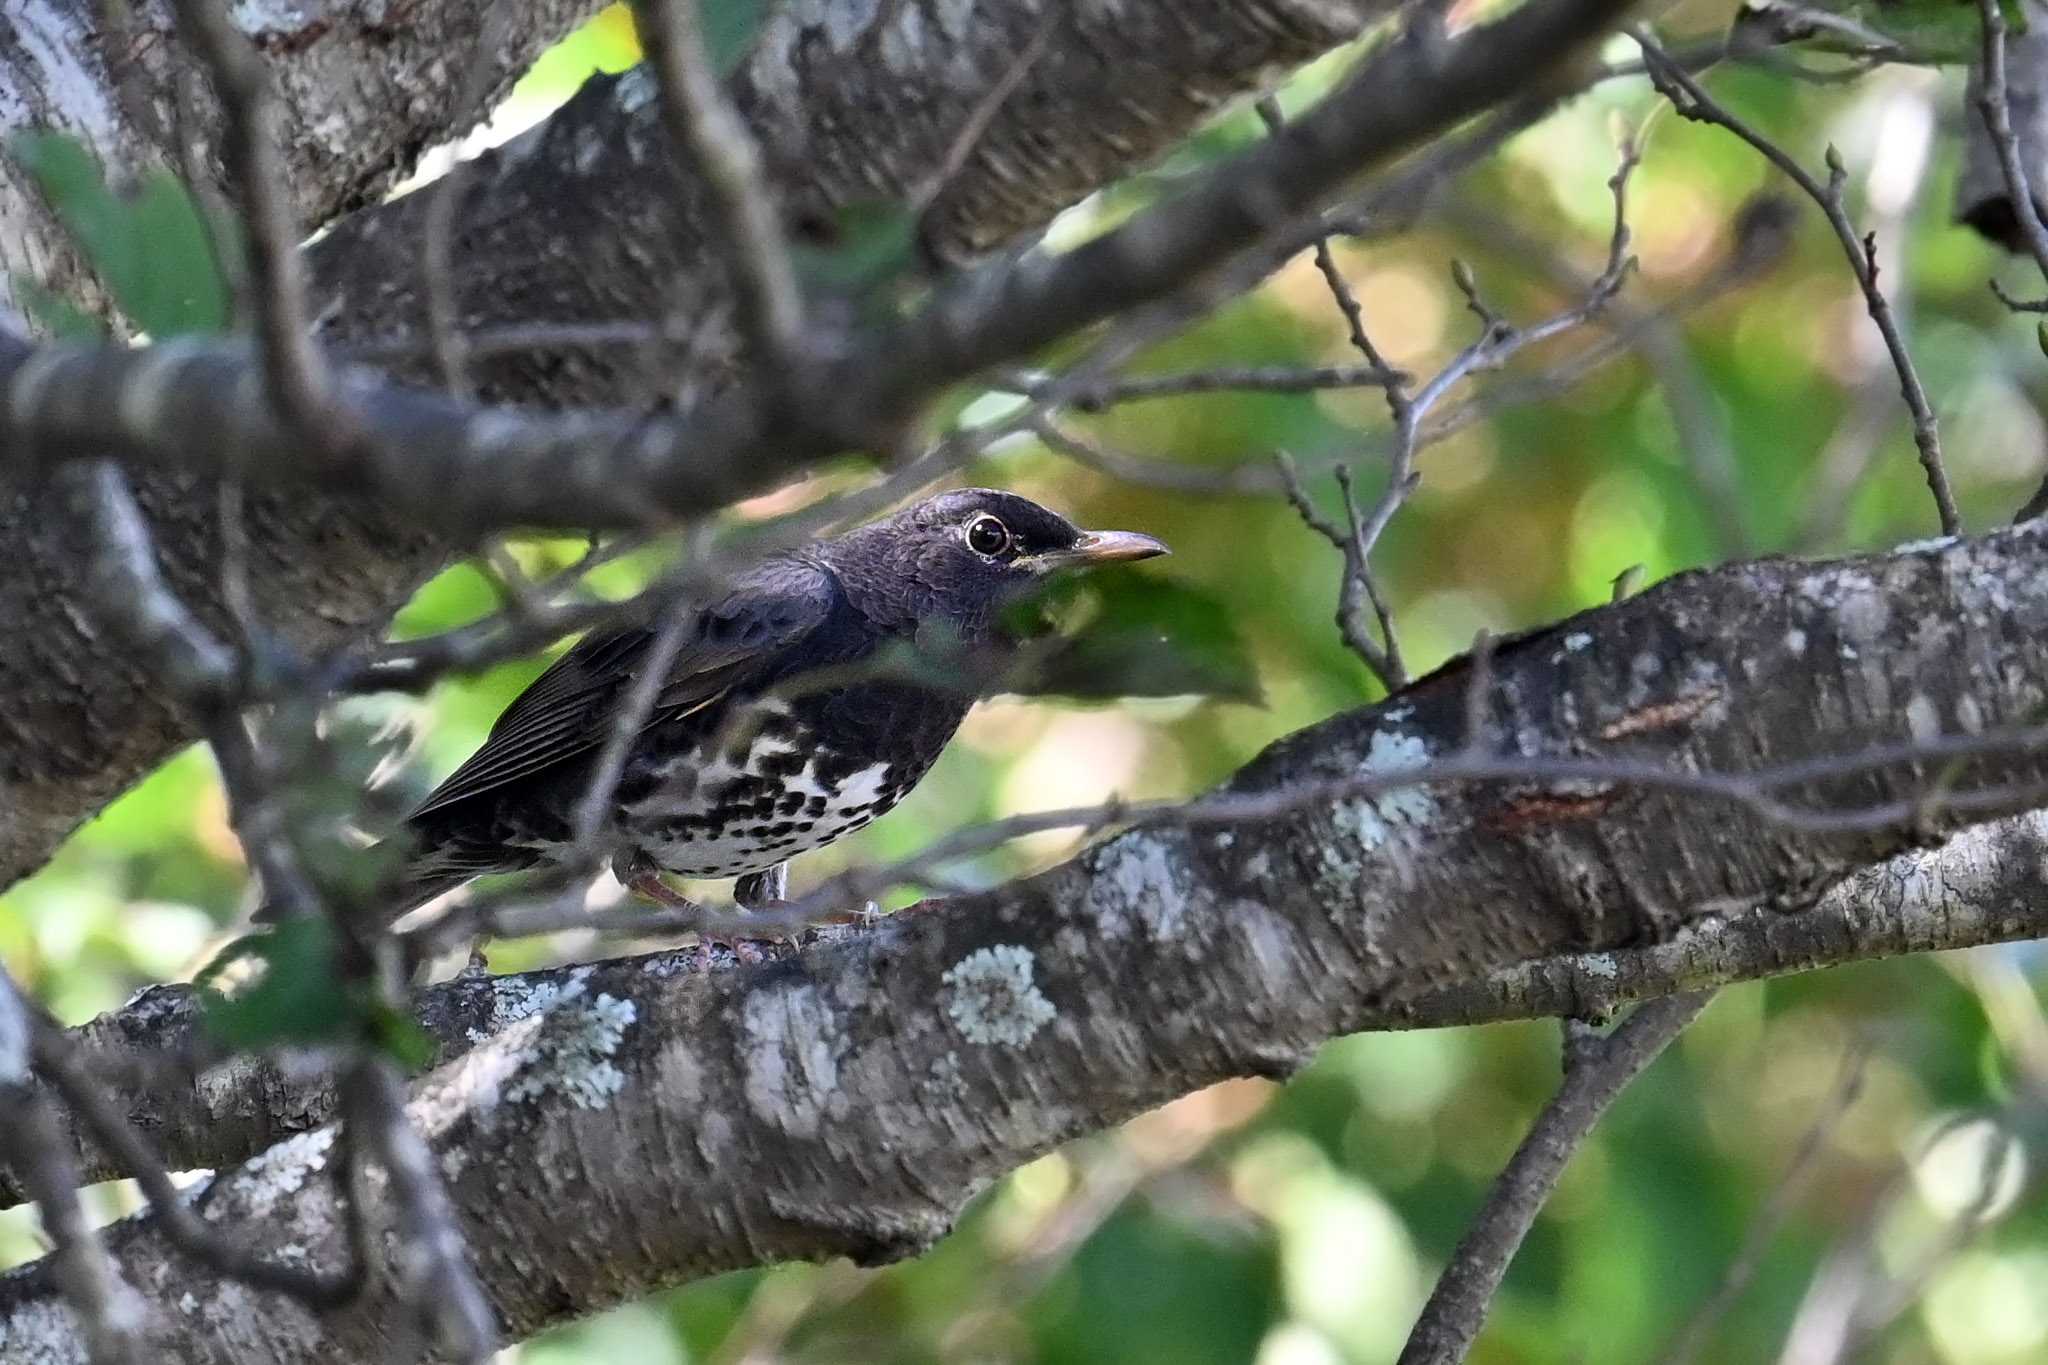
[6,525,2048,1356]
[2,0,1638,535]
[0,0,1393,892]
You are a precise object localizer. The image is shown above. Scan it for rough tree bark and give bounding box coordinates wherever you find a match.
[4,524,2048,1358]
[0,0,1387,888]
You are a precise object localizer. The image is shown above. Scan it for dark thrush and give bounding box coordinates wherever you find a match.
[393,489,1168,922]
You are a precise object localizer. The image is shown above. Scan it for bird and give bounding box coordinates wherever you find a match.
[390,488,1168,929]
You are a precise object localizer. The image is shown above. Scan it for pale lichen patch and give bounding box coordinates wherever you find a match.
[227,1126,336,1217]
[1330,729,1438,856]
[1893,534,1959,556]
[503,992,637,1110]
[943,945,1056,1047]
[1905,694,1941,744]
[1084,833,1185,940]
[469,968,585,1044]
[1563,631,1594,653]
[0,1296,87,1365]
[740,984,842,1138]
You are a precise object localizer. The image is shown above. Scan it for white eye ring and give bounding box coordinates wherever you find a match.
[966,515,1011,557]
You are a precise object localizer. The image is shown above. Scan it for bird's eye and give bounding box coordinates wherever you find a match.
[966,515,1011,557]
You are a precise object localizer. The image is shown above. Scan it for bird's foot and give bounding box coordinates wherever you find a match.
[733,862,878,943]
[624,865,737,969]
[736,896,885,943]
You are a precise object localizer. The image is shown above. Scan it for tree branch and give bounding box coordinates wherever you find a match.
[7,525,2048,1354]
[0,0,1396,892]
[1396,992,1712,1364]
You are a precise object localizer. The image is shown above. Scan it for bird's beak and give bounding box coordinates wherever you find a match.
[1027,529,1171,573]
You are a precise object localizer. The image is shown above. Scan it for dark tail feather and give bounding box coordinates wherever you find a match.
[250,853,493,926]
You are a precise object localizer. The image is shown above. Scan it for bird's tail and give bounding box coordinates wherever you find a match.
[249,851,488,927]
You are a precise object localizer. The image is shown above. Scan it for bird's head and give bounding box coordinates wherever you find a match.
[820,488,1169,634]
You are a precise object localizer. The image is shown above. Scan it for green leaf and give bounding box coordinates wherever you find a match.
[200,916,356,1050]
[628,0,773,77]
[13,132,135,297]
[1734,0,2026,65]
[1001,575,1265,703]
[699,0,773,75]
[121,172,233,336]
[10,131,230,338]
[367,999,439,1071]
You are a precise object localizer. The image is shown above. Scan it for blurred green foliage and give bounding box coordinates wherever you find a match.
[11,130,230,337]
[7,5,2048,1364]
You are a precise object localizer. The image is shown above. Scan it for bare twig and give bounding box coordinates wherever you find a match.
[340,1056,497,1362]
[571,608,697,848]
[1274,137,1638,691]
[638,0,804,377]
[170,0,347,448]
[914,8,1061,220]
[33,1024,368,1306]
[1258,97,1414,690]
[1278,457,1407,689]
[1633,28,1961,537]
[1032,361,1407,409]
[419,5,516,397]
[1975,0,2048,293]
[0,976,146,1365]
[442,713,2048,950]
[1397,992,1714,1364]
[1032,415,1288,495]
[55,461,236,702]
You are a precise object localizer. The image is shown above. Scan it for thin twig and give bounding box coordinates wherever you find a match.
[170,0,347,449]
[571,608,697,848]
[1258,97,1412,689]
[440,715,2048,949]
[914,8,1060,219]
[1028,361,1406,410]
[1975,0,2048,292]
[340,1056,497,1362]
[1032,415,1288,495]
[33,1024,369,1306]
[1397,992,1714,1364]
[1277,457,1407,689]
[0,976,145,1365]
[418,5,515,397]
[1633,27,1961,537]
[639,0,803,377]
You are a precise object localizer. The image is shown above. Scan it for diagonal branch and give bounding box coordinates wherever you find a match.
[7,524,2048,1357]
[1396,992,1713,1364]
[1635,28,1961,538]
[3,0,1643,540]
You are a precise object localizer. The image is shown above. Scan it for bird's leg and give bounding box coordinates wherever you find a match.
[732,861,880,937]
[619,853,732,968]
[733,863,788,909]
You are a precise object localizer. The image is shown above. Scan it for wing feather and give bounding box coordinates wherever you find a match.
[410,558,838,820]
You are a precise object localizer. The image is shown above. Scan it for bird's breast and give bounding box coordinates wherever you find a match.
[614,682,970,879]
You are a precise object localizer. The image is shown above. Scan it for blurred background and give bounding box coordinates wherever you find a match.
[7,3,2048,1362]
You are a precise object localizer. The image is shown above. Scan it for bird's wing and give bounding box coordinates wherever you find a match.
[409,557,839,819]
